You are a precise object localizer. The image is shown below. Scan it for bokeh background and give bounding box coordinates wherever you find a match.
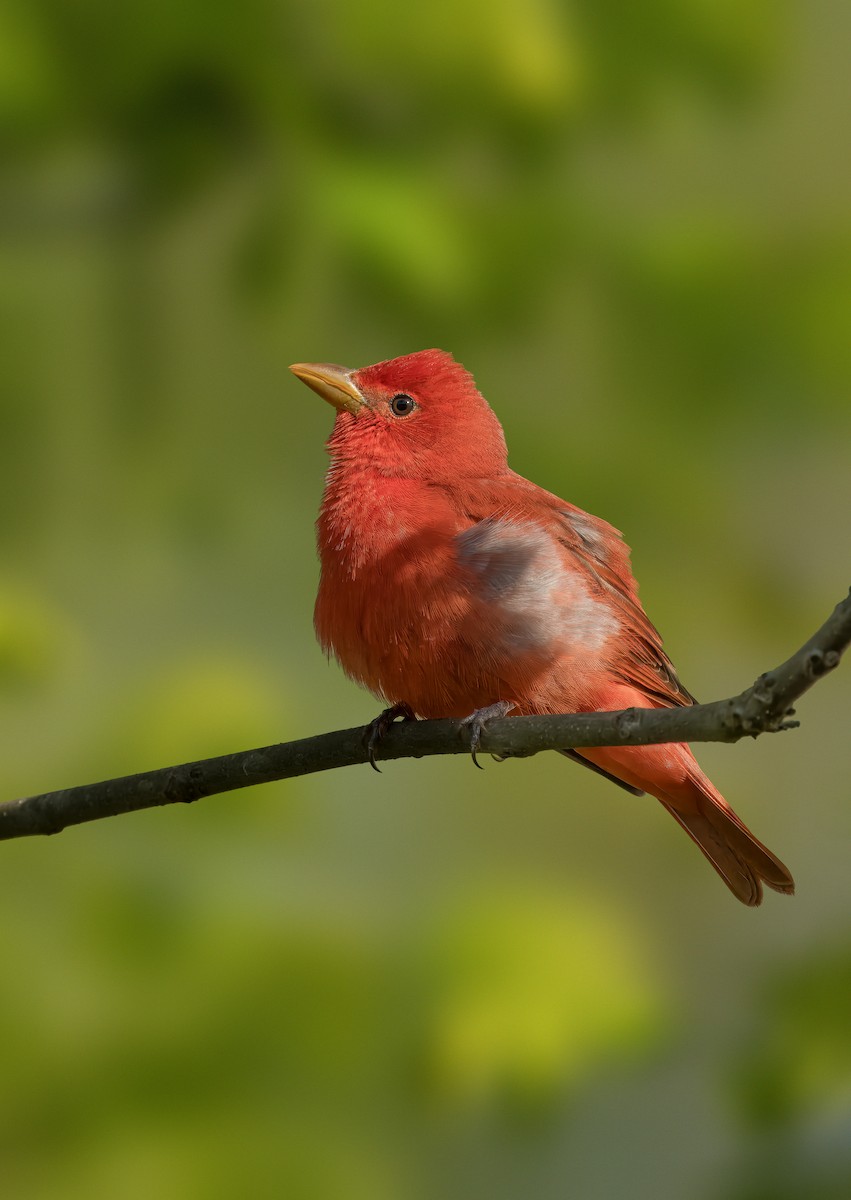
[1,1,850,1196]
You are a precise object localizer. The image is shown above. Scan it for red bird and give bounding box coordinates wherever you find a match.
[290,349,794,906]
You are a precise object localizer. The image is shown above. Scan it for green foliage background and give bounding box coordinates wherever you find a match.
[1,1,850,1196]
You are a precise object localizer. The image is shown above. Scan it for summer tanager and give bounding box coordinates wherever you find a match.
[290,349,794,906]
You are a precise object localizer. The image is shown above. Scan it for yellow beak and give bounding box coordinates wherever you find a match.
[289,362,365,415]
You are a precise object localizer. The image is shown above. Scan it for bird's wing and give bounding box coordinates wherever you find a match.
[449,474,696,710]
[557,501,696,708]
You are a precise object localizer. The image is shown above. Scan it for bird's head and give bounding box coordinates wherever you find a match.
[290,349,508,480]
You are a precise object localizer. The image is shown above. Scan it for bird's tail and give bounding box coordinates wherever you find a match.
[577,743,794,906]
[659,771,795,907]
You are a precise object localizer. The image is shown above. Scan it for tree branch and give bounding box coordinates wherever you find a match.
[2,588,849,843]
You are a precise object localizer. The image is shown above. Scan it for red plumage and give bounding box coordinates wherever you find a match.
[292,349,794,906]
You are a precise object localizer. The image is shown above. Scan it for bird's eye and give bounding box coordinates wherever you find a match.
[389,394,416,417]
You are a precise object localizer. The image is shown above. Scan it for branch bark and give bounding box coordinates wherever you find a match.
[2,588,849,843]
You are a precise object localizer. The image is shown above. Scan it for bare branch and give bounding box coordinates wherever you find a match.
[1,588,849,843]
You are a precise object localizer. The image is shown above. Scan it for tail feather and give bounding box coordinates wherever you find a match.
[575,744,795,906]
[660,775,795,907]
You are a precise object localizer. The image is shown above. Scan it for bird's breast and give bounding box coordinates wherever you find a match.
[314,475,621,717]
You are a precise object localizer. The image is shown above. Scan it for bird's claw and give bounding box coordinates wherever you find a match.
[460,701,515,768]
[364,703,416,771]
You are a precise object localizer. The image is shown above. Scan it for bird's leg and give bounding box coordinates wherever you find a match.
[460,700,515,769]
[364,703,416,772]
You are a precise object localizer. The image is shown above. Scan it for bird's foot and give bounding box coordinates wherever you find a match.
[364,703,416,772]
[460,701,515,768]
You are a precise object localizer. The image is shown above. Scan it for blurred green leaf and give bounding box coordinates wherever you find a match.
[414,882,667,1110]
[733,943,851,1129]
[102,655,288,767]
[0,579,75,691]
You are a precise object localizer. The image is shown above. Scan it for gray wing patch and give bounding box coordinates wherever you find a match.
[456,517,620,653]
[455,519,549,600]
[455,518,568,651]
